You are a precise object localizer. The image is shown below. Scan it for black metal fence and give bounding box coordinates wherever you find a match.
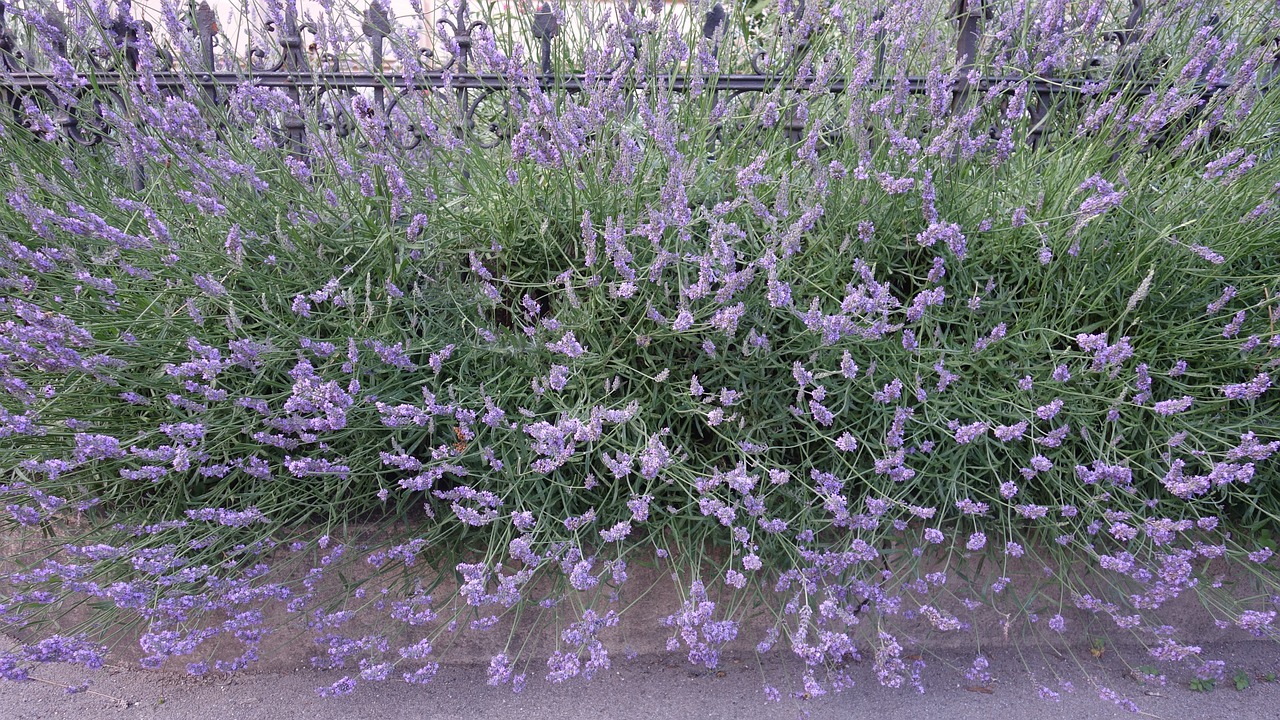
[0,0,1274,169]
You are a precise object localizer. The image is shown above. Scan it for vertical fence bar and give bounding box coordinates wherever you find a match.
[1026,86,1051,149]
[108,8,140,75]
[702,2,725,161]
[872,7,886,78]
[41,9,82,143]
[1198,12,1222,83]
[622,0,640,63]
[105,6,146,191]
[363,3,391,114]
[437,0,478,138]
[791,0,809,59]
[194,1,218,105]
[1118,0,1145,49]
[1264,36,1280,91]
[704,2,725,59]
[528,3,558,155]
[950,0,986,115]
[531,3,558,83]
[1115,0,1146,79]
[0,1,23,127]
[786,1,808,143]
[0,1,19,71]
[278,0,309,158]
[1107,1,1151,164]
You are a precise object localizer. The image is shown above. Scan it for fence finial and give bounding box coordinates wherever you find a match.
[363,2,392,51]
[106,5,140,72]
[194,2,217,70]
[703,3,725,42]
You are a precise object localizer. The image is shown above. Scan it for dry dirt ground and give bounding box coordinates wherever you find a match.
[3,639,1280,719]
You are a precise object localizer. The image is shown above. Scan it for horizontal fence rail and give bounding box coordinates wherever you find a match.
[1,0,1276,173]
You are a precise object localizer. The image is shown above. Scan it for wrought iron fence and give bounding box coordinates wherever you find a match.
[0,0,1275,176]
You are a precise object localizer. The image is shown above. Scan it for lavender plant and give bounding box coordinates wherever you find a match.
[1,0,1278,706]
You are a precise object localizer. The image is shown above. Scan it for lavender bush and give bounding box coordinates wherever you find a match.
[1,0,1279,706]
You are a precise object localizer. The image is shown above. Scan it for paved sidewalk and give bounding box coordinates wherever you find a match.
[3,641,1279,719]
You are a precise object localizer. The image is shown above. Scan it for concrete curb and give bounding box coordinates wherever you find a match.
[1,524,1270,674]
